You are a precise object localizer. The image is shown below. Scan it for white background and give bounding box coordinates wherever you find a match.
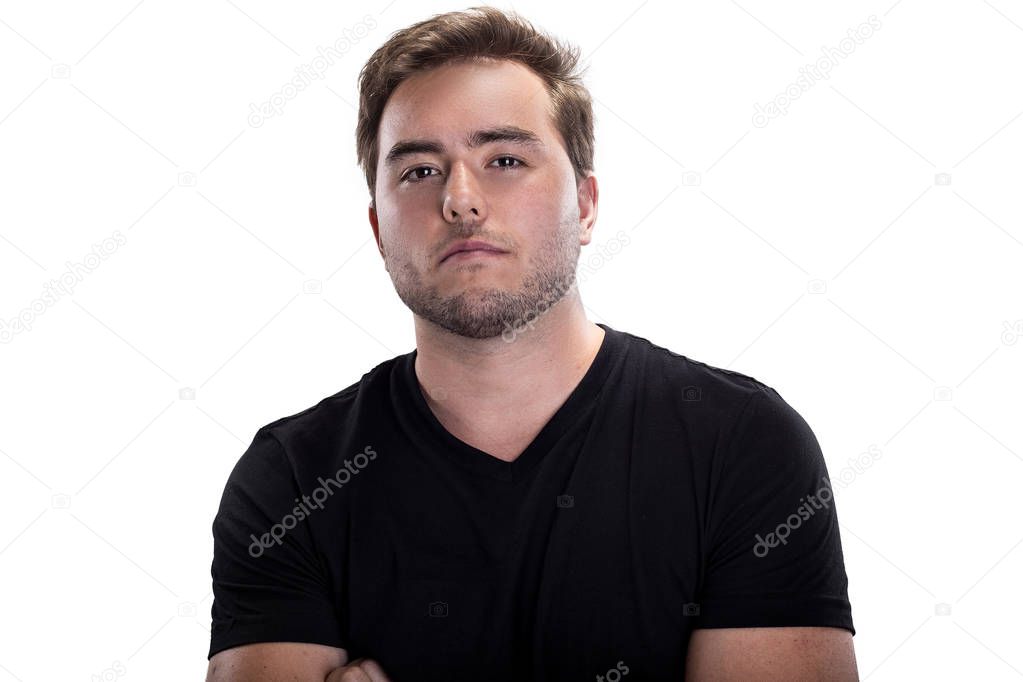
[1,1,1022,680]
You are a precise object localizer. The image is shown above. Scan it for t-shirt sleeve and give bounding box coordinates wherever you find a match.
[696,386,855,635]
[208,427,346,659]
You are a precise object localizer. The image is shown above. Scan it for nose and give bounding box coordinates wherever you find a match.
[442,162,487,224]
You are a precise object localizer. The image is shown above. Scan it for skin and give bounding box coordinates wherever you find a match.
[206,56,859,681]
[368,57,604,463]
[206,57,600,682]
[205,643,392,681]
[685,626,859,681]
[205,642,349,681]
[366,57,859,680]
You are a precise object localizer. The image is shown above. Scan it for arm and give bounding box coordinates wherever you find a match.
[207,429,355,676]
[205,641,395,682]
[689,387,858,676]
[685,626,859,681]
[206,642,348,681]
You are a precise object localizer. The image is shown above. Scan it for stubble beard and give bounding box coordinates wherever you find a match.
[385,214,581,340]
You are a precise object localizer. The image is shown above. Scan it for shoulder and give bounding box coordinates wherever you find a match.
[236,353,406,475]
[278,353,403,430]
[614,327,777,426]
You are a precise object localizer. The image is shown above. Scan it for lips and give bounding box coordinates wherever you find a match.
[440,239,508,263]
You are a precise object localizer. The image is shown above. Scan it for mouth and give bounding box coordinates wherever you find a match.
[440,240,509,264]
[441,249,508,264]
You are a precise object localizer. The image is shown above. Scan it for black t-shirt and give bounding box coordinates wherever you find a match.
[208,322,854,680]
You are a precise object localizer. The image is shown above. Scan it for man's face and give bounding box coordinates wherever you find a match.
[369,58,597,340]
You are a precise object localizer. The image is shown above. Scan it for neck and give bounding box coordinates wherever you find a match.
[411,292,605,429]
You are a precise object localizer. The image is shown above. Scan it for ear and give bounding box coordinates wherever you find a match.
[577,172,598,246]
[368,201,385,259]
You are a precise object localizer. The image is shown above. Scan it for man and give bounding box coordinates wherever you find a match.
[206,7,858,681]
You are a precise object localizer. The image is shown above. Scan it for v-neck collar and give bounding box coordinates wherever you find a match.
[391,323,623,482]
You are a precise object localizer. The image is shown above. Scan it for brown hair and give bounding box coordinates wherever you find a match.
[355,6,595,209]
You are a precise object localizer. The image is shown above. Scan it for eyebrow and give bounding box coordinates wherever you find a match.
[383,126,546,169]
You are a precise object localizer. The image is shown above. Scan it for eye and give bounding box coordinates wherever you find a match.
[491,156,525,170]
[400,156,527,184]
[401,166,439,184]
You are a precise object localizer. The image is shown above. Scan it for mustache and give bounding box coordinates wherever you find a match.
[440,228,510,252]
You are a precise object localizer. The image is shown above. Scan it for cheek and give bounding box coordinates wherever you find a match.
[494,173,566,211]
[386,229,419,257]
[374,215,411,257]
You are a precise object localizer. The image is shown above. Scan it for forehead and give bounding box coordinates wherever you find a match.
[377,59,559,151]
